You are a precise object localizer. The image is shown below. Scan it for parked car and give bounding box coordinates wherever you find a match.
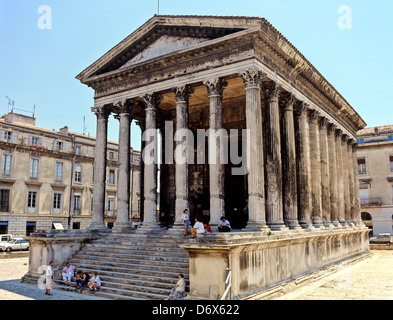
[0,234,13,242]
[1,238,29,252]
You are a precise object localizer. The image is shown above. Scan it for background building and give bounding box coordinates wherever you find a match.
[0,111,141,236]
[357,125,393,236]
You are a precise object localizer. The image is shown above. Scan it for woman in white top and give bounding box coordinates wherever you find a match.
[88,271,101,292]
[191,216,205,238]
[181,209,190,236]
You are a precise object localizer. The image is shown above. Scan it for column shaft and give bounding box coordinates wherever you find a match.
[308,110,323,228]
[240,69,269,231]
[294,102,313,229]
[319,117,332,228]
[351,143,364,227]
[114,100,133,231]
[263,80,287,231]
[281,93,301,229]
[342,135,352,226]
[90,105,110,230]
[347,139,356,226]
[335,130,347,226]
[141,93,160,230]
[327,124,340,227]
[204,78,226,226]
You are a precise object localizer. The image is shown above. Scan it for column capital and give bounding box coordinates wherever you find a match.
[91,105,110,120]
[113,99,135,115]
[239,69,266,88]
[352,142,359,152]
[142,93,161,110]
[327,123,337,135]
[172,85,194,102]
[203,78,227,96]
[294,101,310,116]
[279,92,295,111]
[262,80,281,100]
[308,109,320,124]
[341,134,349,144]
[319,116,329,129]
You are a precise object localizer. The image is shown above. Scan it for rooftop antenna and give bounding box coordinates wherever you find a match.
[83,115,87,135]
[157,0,160,15]
[5,96,15,113]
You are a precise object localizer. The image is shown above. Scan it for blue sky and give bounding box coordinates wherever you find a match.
[1,0,392,150]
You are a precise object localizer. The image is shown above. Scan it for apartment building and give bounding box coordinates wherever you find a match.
[357,125,393,235]
[0,112,141,237]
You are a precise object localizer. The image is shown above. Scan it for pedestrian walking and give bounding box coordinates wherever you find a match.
[45,261,54,296]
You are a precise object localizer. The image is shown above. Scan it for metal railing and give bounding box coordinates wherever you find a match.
[220,267,232,300]
[360,198,382,206]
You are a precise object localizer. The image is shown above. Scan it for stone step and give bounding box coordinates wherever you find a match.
[91,238,187,247]
[82,246,188,257]
[62,261,188,279]
[78,249,189,262]
[69,258,189,274]
[84,243,186,253]
[72,254,189,267]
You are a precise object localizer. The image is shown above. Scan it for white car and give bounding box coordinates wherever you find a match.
[1,238,29,252]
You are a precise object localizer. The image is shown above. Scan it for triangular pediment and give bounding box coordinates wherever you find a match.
[76,15,267,81]
[120,35,210,68]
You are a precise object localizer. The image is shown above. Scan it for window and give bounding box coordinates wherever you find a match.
[107,197,115,216]
[75,146,81,155]
[75,164,82,183]
[109,169,115,185]
[359,184,369,205]
[358,158,367,175]
[73,194,81,215]
[53,193,62,214]
[1,153,12,176]
[29,136,42,147]
[30,158,39,178]
[1,130,11,142]
[27,191,37,213]
[55,162,63,181]
[0,189,10,212]
[390,156,393,172]
[54,140,64,151]
[108,151,114,160]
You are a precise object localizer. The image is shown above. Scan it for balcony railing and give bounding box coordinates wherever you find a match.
[360,198,382,207]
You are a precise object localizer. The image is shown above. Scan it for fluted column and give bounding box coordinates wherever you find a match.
[113,99,133,231]
[327,123,340,227]
[294,102,313,230]
[319,117,333,228]
[351,142,364,227]
[173,85,193,227]
[347,138,356,226]
[342,134,353,226]
[90,105,110,230]
[280,92,301,230]
[141,93,161,230]
[308,110,323,228]
[239,69,269,231]
[262,80,287,231]
[204,78,227,226]
[335,129,347,227]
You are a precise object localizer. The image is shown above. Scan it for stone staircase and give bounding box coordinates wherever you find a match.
[37,230,190,300]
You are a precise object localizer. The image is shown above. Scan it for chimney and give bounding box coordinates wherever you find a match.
[59,126,69,135]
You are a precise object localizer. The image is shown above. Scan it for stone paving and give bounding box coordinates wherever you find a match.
[0,256,105,300]
[1,250,393,300]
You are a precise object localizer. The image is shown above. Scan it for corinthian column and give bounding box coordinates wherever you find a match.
[319,117,332,228]
[342,134,353,226]
[294,102,313,230]
[90,105,110,230]
[351,142,364,227]
[327,123,340,227]
[308,110,323,228]
[173,85,193,228]
[204,78,227,226]
[239,69,269,231]
[347,138,356,226]
[262,80,287,231]
[280,92,301,230]
[335,129,347,227]
[113,99,133,232]
[141,93,161,231]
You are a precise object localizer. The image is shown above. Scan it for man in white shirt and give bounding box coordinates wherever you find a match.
[45,261,54,296]
[62,262,76,284]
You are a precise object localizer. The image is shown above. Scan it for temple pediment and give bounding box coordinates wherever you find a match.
[120,35,210,68]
